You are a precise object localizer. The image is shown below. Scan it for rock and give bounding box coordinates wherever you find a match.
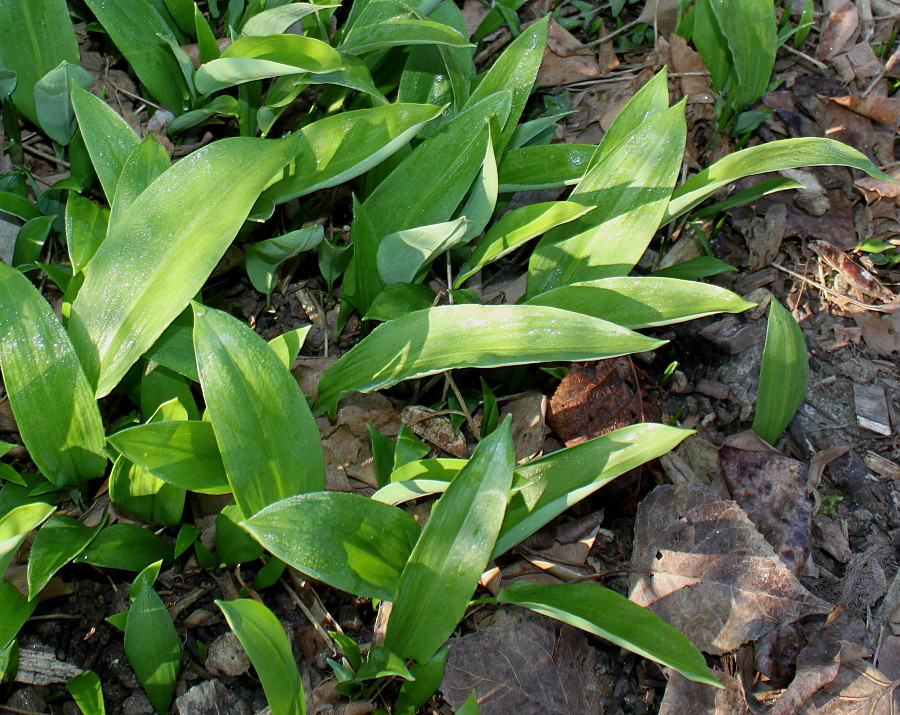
[205,632,251,677]
[122,691,154,715]
[176,680,251,715]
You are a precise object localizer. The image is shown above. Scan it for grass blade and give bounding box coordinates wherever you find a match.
[751,298,809,444]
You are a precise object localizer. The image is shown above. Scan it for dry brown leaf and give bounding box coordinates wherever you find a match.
[848,307,900,357]
[659,668,749,714]
[547,358,657,447]
[857,167,900,199]
[400,405,466,457]
[630,484,831,655]
[668,33,712,101]
[831,94,900,126]
[813,658,900,713]
[536,21,601,87]
[716,431,813,576]
[500,391,546,461]
[816,0,860,62]
[810,241,895,301]
[442,615,601,714]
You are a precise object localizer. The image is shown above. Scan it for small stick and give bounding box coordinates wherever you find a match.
[772,262,900,313]
[22,144,70,168]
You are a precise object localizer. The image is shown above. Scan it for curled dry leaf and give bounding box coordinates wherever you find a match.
[400,405,466,458]
[500,391,546,462]
[716,431,813,576]
[630,484,831,655]
[816,0,860,62]
[810,241,895,302]
[830,94,900,127]
[536,21,601,88]
[442,615,601,714]
[659,668,748,715]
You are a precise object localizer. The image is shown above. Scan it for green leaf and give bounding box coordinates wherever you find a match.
[108,134,172,230]
[70,84,142,204]
[497,144,593,192]
[384,419,515,663]
[751,298,809,444]
[125,581,182,714]
[526,102,687,297]
[193,304,324,518]
[454,201,595,287]
[243,491,421,600]
[65,194,109,274]
[525,277,754,329]
[27,515,99,599]
[196,34,343,93]
[82,0,190,112]
[268,326,310,370]
[0,502,55,577]
[651,256,737,280]
[0,263,106,488]
[217,599,306,715]
[108,454,186,526]
[216,503,264,566]
[0,0,79,124]
[70,135,297,398]
[377,218,470,285]
[497,581,718,687]
[0,582,36,650]
[394,646,450,715]
[13,215,54,268]
[456,691,480,715]
[316,304,663,413]
[464,16,547,152]
[339,19,472,55]
[364,284,437,323]
[75,523,173,571]
[245,226,324,302]
[67,670,105,715]
[665,137,891,224]
[264,104,442,205]
[194,4,221,63]
[0,192,42,221]
[242,3,340,35]
[143,309,197,382]
[33,61,93,145]
[495,424,691,556]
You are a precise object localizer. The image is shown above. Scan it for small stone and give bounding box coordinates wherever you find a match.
[176,680,251,715]
[695,379,731,401]
[122,691,155,715]
[205,632,251,677]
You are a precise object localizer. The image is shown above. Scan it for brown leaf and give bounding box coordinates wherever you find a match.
[500,391,546,461]
[716,431,813,576]
[536,21,601,88]
[831,94,900,126]
[400,405,466,457]
[659,668,749,715]
[668,33,712,101]
[630,484,831,655]
[810,241,895,301]
[816,0,859,62]
[442,615,601,714]
[547,358,657,447]
[848,307,900,357]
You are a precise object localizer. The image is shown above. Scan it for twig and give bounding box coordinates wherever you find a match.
[772,262,900,313]
[22,144,70,168]
[781,43,828,70]
[445,372,480,441]
[108,81,164,112]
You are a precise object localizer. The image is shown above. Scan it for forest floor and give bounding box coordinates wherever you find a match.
[2,1,900,714]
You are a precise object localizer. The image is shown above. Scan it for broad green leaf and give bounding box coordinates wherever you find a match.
[454,201,595,287]
[195,4,221,63]
[364,284,437,323]
[316,305,663,413]
[242,2,340,35]
[108,135,172,230]
[143,309,197,381]
[456,128,498,242]
[0,0,78,124]
[0,192,42,221]
[33,61,93,145]
[690,176,803,221]
[67,670,105,715]
[525,277,754,329]
[362,92,510,237]
[589,67,670,166]
[193,304,324,518]
[339,19,471,55]
[75,523,173,572]
[65,194,108,274]
[526,102,687,297]
[651,256,737,280]
[168,95,240,134]
[751,299,809,444]
[70,135,297,397]
[70,84,141,205]
[13,216,54,268]
[217,599,305,715]
[665,138,891,224]
[243,491,421,600]
[140,363,199,421]
[302,53,388,105]
[125,581,182,714]
[82,0,190,112]
[108,454,186,526]
[0,582,36,650]
[0,263,106,488]
[267,326,310,369]
[342,196,386,320]
[385,419,515,663]
[372,478,453,506]
[377,218,470,285]
[394,646,450,715]
[464,16,547,152]
[195,34,343,93]
[245,226,324,302]
[497,581,718,687]
[263,104,442,205]
[0,502,55,576]
[27,515,99,599]
[216,503,264,566]
[456,692,480,715]
[495,424,691,556]
[497,144,593,192]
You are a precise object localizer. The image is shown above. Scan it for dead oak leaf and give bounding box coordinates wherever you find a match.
[630,484,831,655]
[536,21,601,88]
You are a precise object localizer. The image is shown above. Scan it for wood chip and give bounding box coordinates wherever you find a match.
[853,383,892,435]
[15,646,83,685]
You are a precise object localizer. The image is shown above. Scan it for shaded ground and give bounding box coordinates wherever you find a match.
[2,1,900,714]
